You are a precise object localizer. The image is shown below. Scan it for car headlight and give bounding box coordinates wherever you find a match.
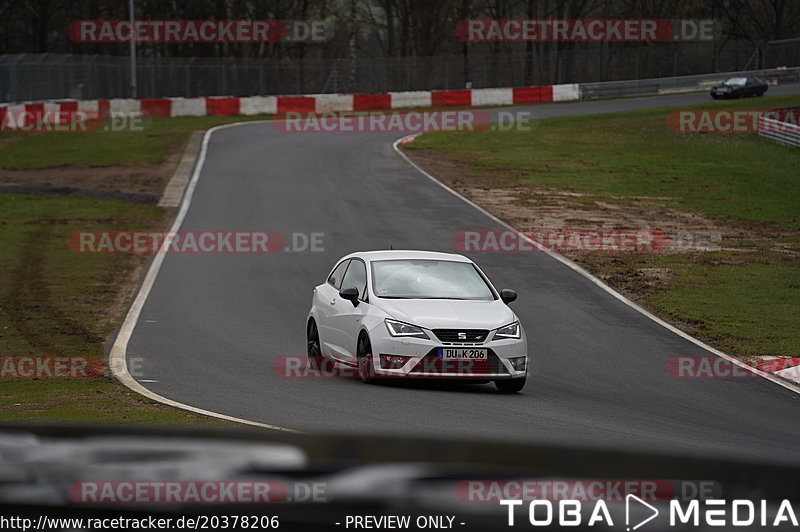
[495,322,520,339]
[385,319,428,339]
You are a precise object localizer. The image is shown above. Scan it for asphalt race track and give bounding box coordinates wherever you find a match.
[125,87,800,462]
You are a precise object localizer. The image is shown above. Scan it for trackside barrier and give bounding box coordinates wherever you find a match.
[2,66,798,130]
[553,84,580,101]
[580,66,799,100]
[170,97,205,116]
[0,83,569,129]
[472,88,514,106]
[315,93,353,112]
[389,91,433,108]
[240,96,277,115]
[758,107,800,148]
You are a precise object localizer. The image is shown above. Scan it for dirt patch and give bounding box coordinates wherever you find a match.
[0,141,184,199]
[406,146,799,250]
[403,145,798,300]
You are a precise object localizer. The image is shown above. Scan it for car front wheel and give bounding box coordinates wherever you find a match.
[494,377,526,393]
[357,333,378,384]
[307,320,325,369]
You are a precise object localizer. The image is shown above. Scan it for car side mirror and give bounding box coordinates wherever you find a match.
[500,289,517,305]
[339,286,360,306]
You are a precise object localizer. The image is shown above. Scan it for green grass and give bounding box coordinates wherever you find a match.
[0,193,230,424]
[587,252,800,358]
[0,114,281,424]
[411,95,800,230]
[410,96,800,358]
[0,115,275,168]
[0,194,160,356]
[652,257,799,357]
[0,104,509,169]
[0,379,228,424]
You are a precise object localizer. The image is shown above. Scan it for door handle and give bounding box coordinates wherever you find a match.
[330,298,336,305]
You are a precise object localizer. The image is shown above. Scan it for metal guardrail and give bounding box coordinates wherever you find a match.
[758,107,800,148]
[3,39,800,102]
[579,66,800,100]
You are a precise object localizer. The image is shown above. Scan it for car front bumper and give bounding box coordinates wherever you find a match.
[367,328,528,380]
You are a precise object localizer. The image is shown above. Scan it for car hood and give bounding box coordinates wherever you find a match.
[371,298,517,330]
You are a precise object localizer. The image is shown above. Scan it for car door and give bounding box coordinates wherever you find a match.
[754,78,766,96]
[744,78,755,96]
[326,258,369,364]
[316,259,349,357]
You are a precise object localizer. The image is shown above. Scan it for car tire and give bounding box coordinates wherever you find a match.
[357,333,378,384]
[307,320,326,370]
[494,377,526,393]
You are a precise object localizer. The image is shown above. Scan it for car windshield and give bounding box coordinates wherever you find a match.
[371,259,495,300]
[723,77,747,86]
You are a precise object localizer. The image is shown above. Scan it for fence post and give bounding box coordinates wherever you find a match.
[10,54,24,102]
[186,58,194,98]
[556,51,562,84]
[83,54,92,99]
[220,57,226,95]
[673,48,678,77]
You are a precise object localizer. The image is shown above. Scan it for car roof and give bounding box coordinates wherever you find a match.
[341,250,473,263]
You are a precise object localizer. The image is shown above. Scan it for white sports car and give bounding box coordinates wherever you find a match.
[306,250,528,392]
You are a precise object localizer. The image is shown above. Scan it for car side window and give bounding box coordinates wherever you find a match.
[327,260,350,290]
[340,259,368,300]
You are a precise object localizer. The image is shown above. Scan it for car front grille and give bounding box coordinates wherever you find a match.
[409,349,509,376]
[432,329,489,344]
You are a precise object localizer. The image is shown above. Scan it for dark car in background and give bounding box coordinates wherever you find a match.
[711,76,768,99]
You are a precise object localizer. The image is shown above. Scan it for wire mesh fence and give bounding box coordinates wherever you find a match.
[2,39,798,103]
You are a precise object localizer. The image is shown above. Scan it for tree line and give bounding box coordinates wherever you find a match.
[1,0,796,59]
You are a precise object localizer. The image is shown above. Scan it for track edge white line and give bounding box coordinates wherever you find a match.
[109,122,302,433]
[392,134,800,397]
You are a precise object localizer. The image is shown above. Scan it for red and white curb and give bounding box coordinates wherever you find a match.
[750,357,800,384]
[0,84,580,129]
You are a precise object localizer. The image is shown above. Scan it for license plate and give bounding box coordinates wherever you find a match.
[438,348,487,360]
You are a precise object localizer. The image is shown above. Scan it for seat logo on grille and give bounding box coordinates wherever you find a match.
[458,332,467,340]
